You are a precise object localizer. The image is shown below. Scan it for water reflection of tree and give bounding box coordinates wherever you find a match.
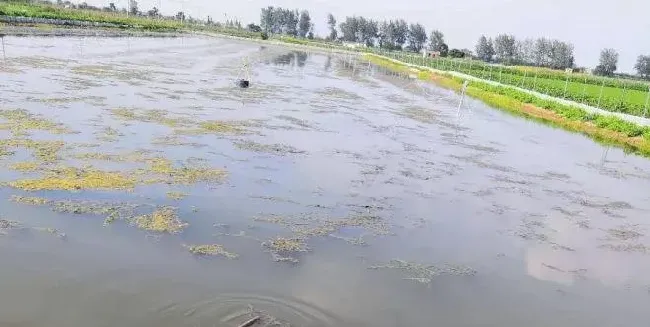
[270,51,309,67]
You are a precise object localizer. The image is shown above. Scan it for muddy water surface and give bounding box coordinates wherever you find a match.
[0,36,649,327]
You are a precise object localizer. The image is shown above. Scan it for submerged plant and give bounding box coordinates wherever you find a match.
[0,109,73,136]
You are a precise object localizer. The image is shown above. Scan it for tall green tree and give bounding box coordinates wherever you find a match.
[594,48,618,76]
[428,30,445,52]
[298,10,311,38]
[475,35,494,62]
[494,34,517,64]
[327,13,337,40]
[407,23,427,52]
[635,55,650,79]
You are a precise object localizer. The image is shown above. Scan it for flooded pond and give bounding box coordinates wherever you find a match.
[1,35,649,327]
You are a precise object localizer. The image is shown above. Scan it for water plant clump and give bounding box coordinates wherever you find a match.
[368,259,477,284]
[166,191,188,200]
[110,108,192,127]
[140,157,227,185]
[9,161,42,172]
[9,166,136,191]
[10,195,50,205]
[262,237,309,263]
[234,140,305,155]
[0,109,73,136]
[0,138,65,162]
[184,244,239,258]
[0,218,22,235]
[196,121,248,134]
[132,206,187,233]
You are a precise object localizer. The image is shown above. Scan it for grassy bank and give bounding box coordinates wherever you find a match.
[365,55,650,158]
[376,51,650,117]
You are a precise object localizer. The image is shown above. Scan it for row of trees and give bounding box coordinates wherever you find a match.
[475,35,575,70]
[259,6,314,38]
[323,14,457,56]
[594,48,650,80]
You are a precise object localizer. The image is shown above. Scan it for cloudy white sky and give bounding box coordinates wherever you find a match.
[84,0,650,73]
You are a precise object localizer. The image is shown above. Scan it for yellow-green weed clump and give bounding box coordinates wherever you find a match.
[184,244,238,258]
[142,158,227,184]
[132,207,187,233]
[0,139,65,162]
[10,195,50,205]
[166,191,188,200]
[0,109,73,136]
[9,166,136,191]
[195,121,247,134]
[111,108,191,127]
[9,161,41,172]
[262,237,309,263]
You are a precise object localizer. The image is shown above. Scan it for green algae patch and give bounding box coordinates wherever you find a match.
[72,150,152,163]
[234,140,305,155]
[368,259,477,284]
[32,227,67,239]
[110,108,192,127]
[140,157,227,185]
[0,139,65,162]
[166,191,188,200]
[9,166,136,191]
[0,109,73,136]
[132,206,187,233]
[184,244,239,258]
[262,237,309,263]
[0,218,22,234]
[10,195,50,205]
[9,161,42,172]
[195,121,247,134]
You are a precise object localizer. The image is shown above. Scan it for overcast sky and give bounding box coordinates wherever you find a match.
[84,0,649,73]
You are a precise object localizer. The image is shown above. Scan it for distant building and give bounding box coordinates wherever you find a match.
[422,50,441,58]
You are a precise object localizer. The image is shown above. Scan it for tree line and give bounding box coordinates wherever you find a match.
[259,6,313,38]
[475,35,575,70]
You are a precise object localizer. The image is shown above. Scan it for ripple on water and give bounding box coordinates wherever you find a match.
[161,292,343,327]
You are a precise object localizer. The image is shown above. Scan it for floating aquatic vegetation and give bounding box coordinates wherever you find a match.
[397,106,438,124]
[599,243,648,253]
[9,166,136,191]
[0,218,22,235]
[262,237,309,263]
[275,115,314,129]
[0,138,65,162]
[166,191,188,200]
[368,259,477,284]
[72,150,152,163]
[184,244,238,258]
[0,147,14,157]
[151,135,206,148]
[0,109,73,136]
[94,126,123,142]
[10,195,50,205]
[110,108,191,127]
[32,227,67,239]
[195,120,248,134]
[140,157,227,185]
[234,140,304,155]
[132,206,187,233]
[9,161,41,172]
[606,226,644,241]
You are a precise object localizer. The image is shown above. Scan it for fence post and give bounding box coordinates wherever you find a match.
[521,70,527,88]
[581,76,587,103]
[563,73,569,98]
[532,72,538,91]
[1,34,5,62]
[498,67,502,84]
[597,79,605,108]
[643,86,650,117]
[618,84,627,112]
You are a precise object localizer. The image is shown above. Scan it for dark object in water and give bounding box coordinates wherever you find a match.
[238,79,250,88]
